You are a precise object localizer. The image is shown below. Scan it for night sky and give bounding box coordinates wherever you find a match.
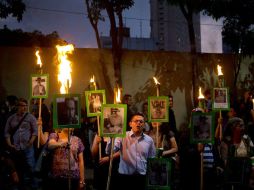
[0,0,150,48]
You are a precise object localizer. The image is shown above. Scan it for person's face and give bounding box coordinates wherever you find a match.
[111,110,117,116]
[18,101,28,115]
[124,96,132,106]
[66,100,75,118]
[129,115,145,134]
[228,108,236,118]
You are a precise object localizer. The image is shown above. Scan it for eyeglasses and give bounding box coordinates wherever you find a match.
[131,120,144,124]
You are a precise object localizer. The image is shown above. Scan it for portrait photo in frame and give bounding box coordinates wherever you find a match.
[30,74,49,99]
[212,87,230,111]
[146,158,171,190]
[53,94,81,129]
[148,96,169,122]
[190,112,215,144]
[100,104,127,138]
[85,90,106,117]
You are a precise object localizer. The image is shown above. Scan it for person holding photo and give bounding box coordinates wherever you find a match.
[47,128,85,190]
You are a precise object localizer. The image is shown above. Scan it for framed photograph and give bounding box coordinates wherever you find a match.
[212,87,230,110]
[146,158,171,190]
[30,74,49,99]
[148,96,169,122]
[190,112,215,144]
[100,104,127,137]
[85,90,106,117]
[53,94,81,128]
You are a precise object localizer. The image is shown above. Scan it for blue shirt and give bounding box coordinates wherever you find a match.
[4,112,38,150]
[114,130,156,175]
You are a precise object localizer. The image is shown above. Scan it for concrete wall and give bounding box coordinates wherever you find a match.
[0,47,239,129]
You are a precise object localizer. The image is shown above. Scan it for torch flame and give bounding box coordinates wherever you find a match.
[35,50,42,68]
[90,75,95,83]
[217,65,223,76]
[153,77,160,85]
[56,44,74,94]
[115,88,121,103]
[198,87,205,99]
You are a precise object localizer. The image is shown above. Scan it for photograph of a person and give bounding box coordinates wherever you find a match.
[100,104,127,137]
[53,94,81,128]
[191,112,214,144]
[148,96,169,122]
[30,74,49,98]
[85,90,106,117]
[146,158,171,189]
[213,87,230,110]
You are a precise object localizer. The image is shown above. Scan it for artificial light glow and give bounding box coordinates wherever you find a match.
[56,44,74,94]
[217,65,223,76]
[198,87,205,99]
[35,50,42,68]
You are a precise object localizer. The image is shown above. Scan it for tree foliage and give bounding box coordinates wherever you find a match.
[0,26,66,47]
[204,0,254,87]
[0,0,26,21]
[85,0,134,87]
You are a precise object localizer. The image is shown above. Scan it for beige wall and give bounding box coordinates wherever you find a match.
[0,47,239,129]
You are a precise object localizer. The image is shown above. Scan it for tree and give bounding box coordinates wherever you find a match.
[166,0,208,106]
[0,26,66,47]
[204,0,254,88]
[0,0,26,21]
[85,0,104,48]
[85,0,134,88]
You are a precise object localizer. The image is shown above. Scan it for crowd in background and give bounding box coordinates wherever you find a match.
[1,89,254,190]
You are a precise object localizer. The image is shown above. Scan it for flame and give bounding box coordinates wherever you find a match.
[217,65,223,76]
[153,77,160,85]
[115,88,121,103]
[56,44,74,94]
[90,75,97,90]
[90,75,95,83]
[35,50,42,68]
[198,87,205,99]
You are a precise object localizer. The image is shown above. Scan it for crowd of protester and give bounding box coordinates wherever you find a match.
[1,89,254,190]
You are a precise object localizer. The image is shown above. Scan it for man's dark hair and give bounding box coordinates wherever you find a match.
[130,112,145,121]
[18,98,28,105]
[6,95,18,106]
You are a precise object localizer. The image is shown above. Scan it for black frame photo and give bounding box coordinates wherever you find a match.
[53,94,81,128]
[30,74,49,99]
[190,112,215,144]
[146,158,171,190]
[100,104,127,138]
[85,90,106,117]
[212,87,230,111]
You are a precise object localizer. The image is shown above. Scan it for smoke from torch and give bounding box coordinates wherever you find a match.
[56,44,74,94]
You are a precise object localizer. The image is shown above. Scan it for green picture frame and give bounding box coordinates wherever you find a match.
[53,94,81,129]
[30,74,49,99]
[190,112,215,144]
[148,96,169,122]
[146,158,172,190]
[85,90,106,117]
[100,104,127,138]
[212,87,230,111]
